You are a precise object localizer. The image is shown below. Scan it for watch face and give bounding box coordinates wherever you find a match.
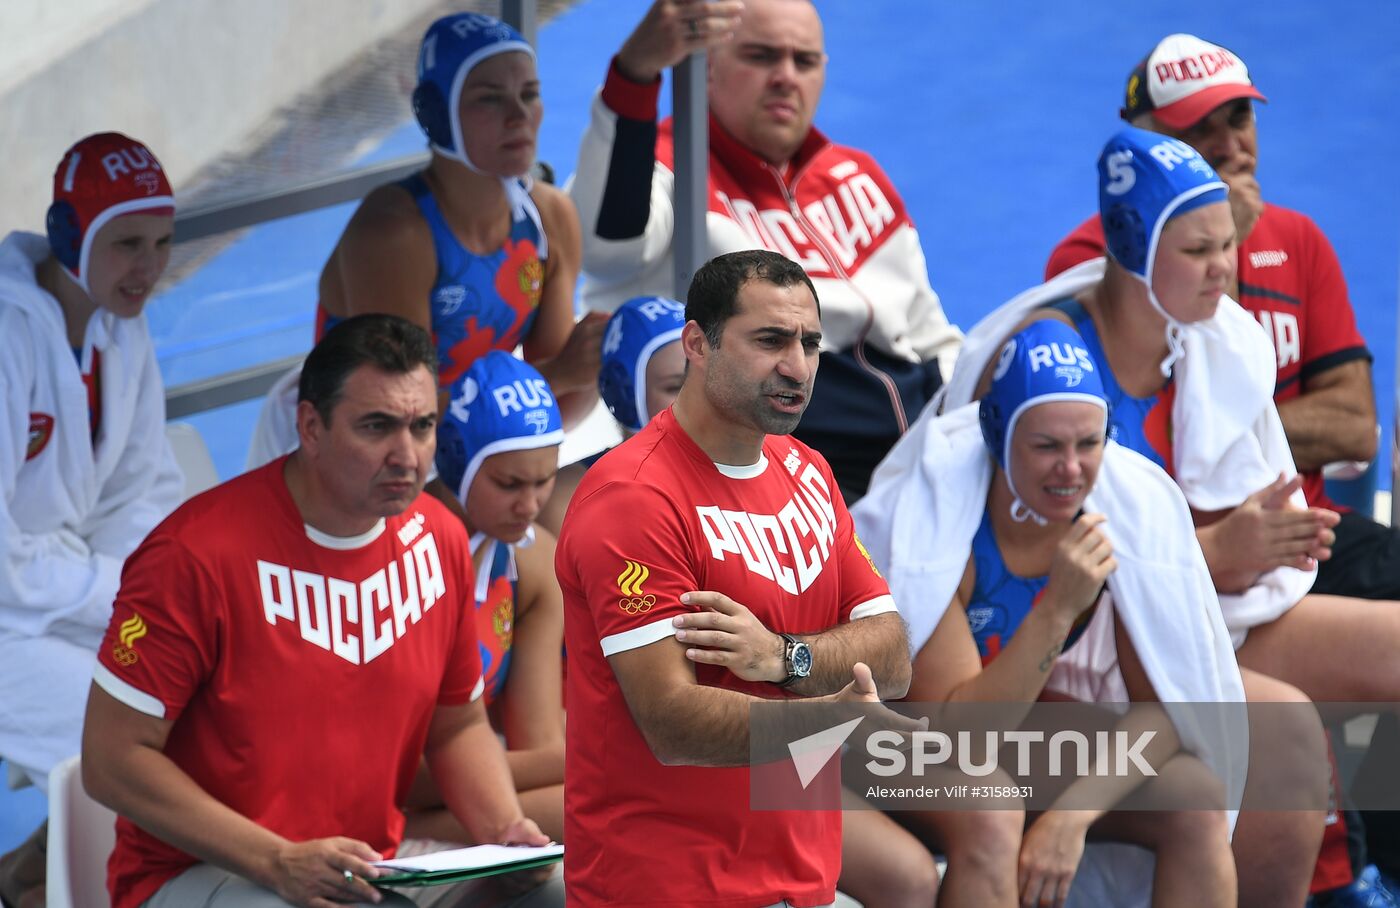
[791,641,813,677]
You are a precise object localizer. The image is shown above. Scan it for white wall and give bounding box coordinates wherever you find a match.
[0,0,440,232]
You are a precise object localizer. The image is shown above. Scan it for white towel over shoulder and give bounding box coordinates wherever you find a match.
[852,403,1247,782]
[854,402,1248,906]
[939,259,1313,636]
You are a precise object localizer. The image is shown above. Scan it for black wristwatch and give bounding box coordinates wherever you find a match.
[777,633,812,687]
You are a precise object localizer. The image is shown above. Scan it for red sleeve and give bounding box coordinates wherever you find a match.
[601,56,661,122]
[1045,215,1106,280]
[826,468,894,622]
[434,524,483,705]
[560,481,700,657]
[94,533,221,722]
[1296,214,1370,381]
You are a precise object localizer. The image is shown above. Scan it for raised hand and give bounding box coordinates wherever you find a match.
[616,0,746,83]
[536,310,609,395]
[1043,513,1116,624]
[1202,473,1338,593]
[1221,169,1264,248]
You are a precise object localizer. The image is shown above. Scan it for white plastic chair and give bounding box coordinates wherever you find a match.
[165,421,220,502]
[45,755,115,908]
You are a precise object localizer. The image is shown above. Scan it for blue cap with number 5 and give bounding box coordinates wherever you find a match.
[1097,126,1228,280]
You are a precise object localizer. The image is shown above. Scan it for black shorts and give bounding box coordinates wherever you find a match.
[1312,509,1400,600]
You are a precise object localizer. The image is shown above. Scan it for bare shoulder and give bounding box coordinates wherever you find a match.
[531,182,581,235]
[342,181,431,250]
[1013,305,1077,333]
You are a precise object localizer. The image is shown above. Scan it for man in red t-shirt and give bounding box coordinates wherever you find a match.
[555,250,913,907]
[81,315,558,908]
[1045,33,1395,899]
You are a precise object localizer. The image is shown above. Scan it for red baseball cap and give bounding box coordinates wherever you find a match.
[47,132,175,293]
[1120,34,1267,131]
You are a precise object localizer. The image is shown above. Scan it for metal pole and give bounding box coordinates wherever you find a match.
[165,354,307,419]
[671,52,709,300]
[174,153,429,243]
[1391,245,1400,525]
[500,0,538,48]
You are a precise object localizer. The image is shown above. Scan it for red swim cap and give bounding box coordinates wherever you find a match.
[47,132,175,293]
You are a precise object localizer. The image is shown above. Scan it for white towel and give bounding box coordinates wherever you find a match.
[853,403,1246,778]
[854,402,1248,905]
[940,259,1314,637]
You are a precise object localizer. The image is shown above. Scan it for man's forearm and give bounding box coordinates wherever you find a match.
[1276,391,1377,472]
[576,64,664,247]
[86,744,291,890]
[787,612,911,699]
[428,714,530,843]
[652,684,763,767]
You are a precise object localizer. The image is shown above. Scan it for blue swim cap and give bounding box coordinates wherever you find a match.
[1098,125,1229,374]
[413,13,535,170]
[598,296,687,432]
[980,321,1110,522]
[437,351,563,503]
[1098,126,1228,281]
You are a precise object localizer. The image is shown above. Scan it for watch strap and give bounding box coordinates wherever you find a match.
[777,633,801,688]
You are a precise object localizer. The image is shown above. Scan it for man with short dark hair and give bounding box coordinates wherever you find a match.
[555,249,914,907]
[569,0,962,498]
[82,314,559,908]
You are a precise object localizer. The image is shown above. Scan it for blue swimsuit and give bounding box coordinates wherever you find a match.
[473,536,518,706]
[1043,298,1174,471]
[966,511,1094,665]
[319,173,546,389]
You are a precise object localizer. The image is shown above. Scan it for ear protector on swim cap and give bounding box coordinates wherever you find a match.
[436,351,564,504]
[411,80,453,152]
[598,296,686,432]
[980,320,1110,523]
[46,201,82,272]
[413,12,535,171]
[46,132,175,295]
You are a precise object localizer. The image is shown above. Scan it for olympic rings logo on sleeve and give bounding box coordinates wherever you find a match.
[617,560,657,614]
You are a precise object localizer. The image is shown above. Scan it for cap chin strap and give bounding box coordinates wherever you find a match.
[1129,268,1187,378]
[1009,497,1049,526]
[1006,471,1050,527]
[1001,413,1051,527]
[434,142,538,215]
[431,143,547,260]
[1149,286,1187,378]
